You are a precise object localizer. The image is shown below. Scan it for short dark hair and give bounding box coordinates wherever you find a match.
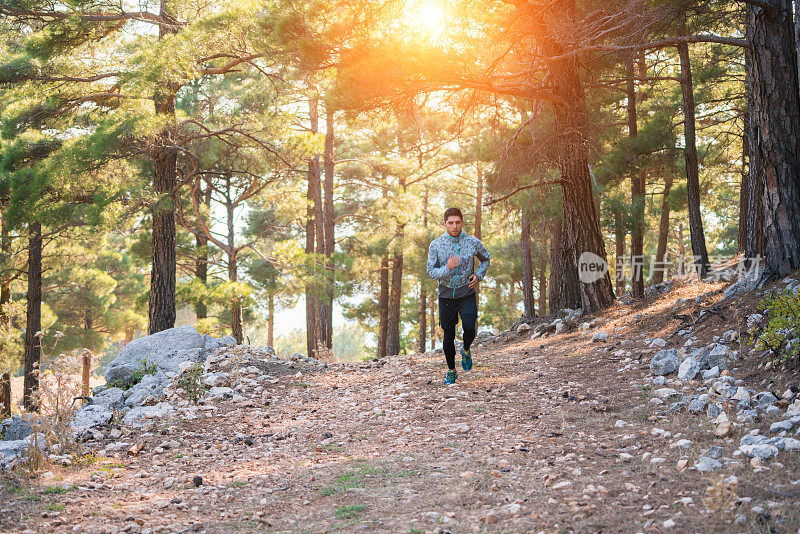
[443,207,463,221]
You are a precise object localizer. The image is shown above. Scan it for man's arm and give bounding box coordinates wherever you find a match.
[427,241,452,280]
[474,239,491,280]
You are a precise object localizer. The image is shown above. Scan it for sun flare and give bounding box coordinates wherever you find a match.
[406,0,448,41]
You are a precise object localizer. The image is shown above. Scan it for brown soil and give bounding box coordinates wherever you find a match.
[2,280,800,533]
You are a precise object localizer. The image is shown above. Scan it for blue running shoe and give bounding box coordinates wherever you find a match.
[444,369,457,385]
[461,348,473,371]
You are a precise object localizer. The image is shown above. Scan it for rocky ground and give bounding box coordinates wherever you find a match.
[1,278,800,533]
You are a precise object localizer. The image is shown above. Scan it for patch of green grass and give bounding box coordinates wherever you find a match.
[41,485,73,495]
[641,384,652,391]
[229,481,247,488]
[45,503,65,511]
[7,485,25,494]
[319,486,339,496]
[334,504,367,519]
[25,493,41,501]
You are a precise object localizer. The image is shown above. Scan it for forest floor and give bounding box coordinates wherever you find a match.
[2,279,800,533]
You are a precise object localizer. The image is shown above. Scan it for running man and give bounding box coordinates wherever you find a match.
[426,207,491,385]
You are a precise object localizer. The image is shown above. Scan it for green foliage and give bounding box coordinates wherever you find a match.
[178,362,205,404]
[334,504,368,519]
[754,290,800,366]
[108,359,157,390]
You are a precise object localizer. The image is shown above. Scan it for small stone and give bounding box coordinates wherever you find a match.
[704,446,724,459]
[654,388,679,400]
[702,366,720,380]
[652,376,666,386]
[192,476,203,487]
[694,457,722,472]
[619,453,633,462]
[715,420,733,438]
[651,349,680,376]
[591,331,608,342]
[732,388,751,403]
[678,357,700,381]
[551,480,572,490]
[676,459,688,471]
[739,444,779,460]
[663,519,676,528]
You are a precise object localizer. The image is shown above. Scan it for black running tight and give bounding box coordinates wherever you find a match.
[439,293,477,370]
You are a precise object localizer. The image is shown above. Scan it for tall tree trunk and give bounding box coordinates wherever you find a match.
[521,213,535,318]
[627,56,645,298]
[429,294,436,350]
[613,208,626,295]
[193,181,209,320]
[749,1,800,279]
[744,43,764,265]
[653,175,673,284]
[386,249,403,356]
[546,10,615,312]
[418,190,428,353]
[322,109,335,349]
[677,35,710,279]
[738,89,750,254]
[0,214,11,325]
[23,221,41,412]
[538,256,547,317]
[305,98,322,358]
[226,199,242,344]
[148,0,178,334]
[548,216,564,313]
[267,292,275,348]
[377,254,389,359]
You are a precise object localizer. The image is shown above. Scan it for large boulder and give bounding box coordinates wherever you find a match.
[73,404,113,430]
[0,438,30,470]
[1,414,36,441]
[104,325,225,388]
[91,387,125,410]
[724,268,761,299]
[651,349,680,376]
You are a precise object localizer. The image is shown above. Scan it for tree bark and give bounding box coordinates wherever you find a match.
[0,214,11,326]
[305,98,322,358]
[148,0,178,334]
[521,213,535,318]
[418,190,428,353]
[653,176,673,284]
[613,208,626,295]
[322,109,335,349]
[627,56,645,298]
[744,42,764,264]
[225,198,243,344]
[748,0,800,279]
[429,294,436,350]
[193,181,209,320]
[677,36,710,279]
[738,100,750,255]
[377,254,389,359]
[23,221,41,412]
[386,250,403,356]
[545,6,615,312]
[538,255,547,317]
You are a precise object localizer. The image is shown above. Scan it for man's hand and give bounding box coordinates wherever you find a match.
[468,274,480,289]
[446,254,461,270]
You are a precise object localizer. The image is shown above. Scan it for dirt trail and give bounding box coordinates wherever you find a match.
[2,282,800,533]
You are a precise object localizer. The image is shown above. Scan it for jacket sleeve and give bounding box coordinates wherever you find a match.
[474,239,491,280]
[427,241,452,280]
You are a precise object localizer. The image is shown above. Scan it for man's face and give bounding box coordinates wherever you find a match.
[444,216,463,237]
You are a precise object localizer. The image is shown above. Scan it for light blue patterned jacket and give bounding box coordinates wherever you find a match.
[427,230,491,299]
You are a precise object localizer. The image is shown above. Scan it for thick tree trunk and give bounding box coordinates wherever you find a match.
[744,43,764,265]
[548,25,614,312]
[386,250,403,356]
[653,176,673,284]
[429,294,436,350]
[377,254,389,359]
[148,0,178,334]
[749,1,800,279]
[23,222,41,412]
[322,109,335,349]
[613,208,626,295]
[626,56,645,298]
[521,213,535,318]
[677,38,710,279]
[305,98,322,358]
[738,93,750,254]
